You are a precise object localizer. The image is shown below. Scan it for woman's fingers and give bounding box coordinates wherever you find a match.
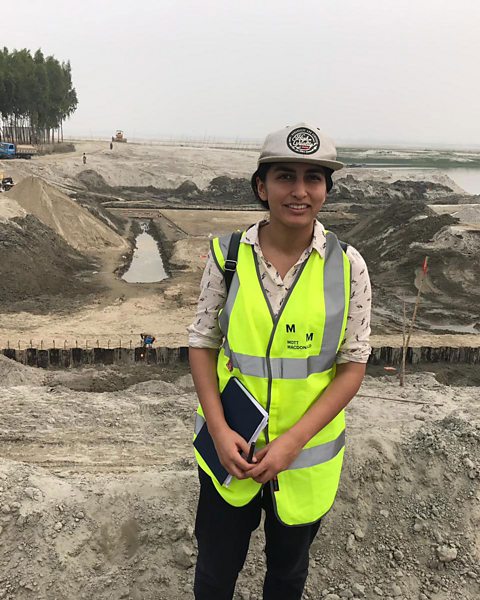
[253,446,268,461]
[227,462,248,480]
[247,459,270,481]
[231,451,253,473]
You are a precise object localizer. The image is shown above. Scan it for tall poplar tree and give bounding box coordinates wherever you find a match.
[0,47,78,144]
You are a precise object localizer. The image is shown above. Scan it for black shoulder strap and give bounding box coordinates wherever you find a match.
[224,231,242,293]
[339,240,348,252]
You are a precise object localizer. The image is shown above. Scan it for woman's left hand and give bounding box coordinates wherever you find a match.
[244,432,303,484]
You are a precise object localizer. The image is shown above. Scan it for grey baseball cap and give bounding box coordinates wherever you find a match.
[257,122,344,171]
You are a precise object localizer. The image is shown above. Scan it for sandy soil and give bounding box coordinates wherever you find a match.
[0,357,478,600]
[1,141,259,191]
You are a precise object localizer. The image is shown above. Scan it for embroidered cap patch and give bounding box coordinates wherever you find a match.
[286,127,320,155]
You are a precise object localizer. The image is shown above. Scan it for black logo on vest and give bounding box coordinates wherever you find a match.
[285,324,314,350]
[286,127,320,155]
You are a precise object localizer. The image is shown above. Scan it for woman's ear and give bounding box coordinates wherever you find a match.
[257,177,268,201]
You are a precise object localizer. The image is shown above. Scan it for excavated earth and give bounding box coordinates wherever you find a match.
[0,356,479,600]
[0,142,479,600]
[1,140,480,341]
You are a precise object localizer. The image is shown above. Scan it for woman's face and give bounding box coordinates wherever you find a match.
[256,163,327,229]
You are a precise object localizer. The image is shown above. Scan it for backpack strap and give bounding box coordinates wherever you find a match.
[339,240,348,253]
[224,231,242,294]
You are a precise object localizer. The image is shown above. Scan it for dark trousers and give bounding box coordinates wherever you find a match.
[194,468,321,600]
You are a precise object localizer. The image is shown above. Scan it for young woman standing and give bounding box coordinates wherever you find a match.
[188,123,371,600]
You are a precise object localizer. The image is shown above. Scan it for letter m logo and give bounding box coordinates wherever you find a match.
[286,324,295,333]
[306,332,314,341]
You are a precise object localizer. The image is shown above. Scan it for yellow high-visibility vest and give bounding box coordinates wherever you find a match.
[193,230,351,526]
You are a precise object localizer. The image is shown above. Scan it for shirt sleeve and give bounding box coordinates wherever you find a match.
[187,250,227,349]
[336,245,372,364]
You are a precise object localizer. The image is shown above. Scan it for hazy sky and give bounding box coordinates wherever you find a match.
[4,0,480,146]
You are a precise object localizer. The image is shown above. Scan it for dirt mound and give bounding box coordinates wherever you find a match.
[0,213,95,303]
[0,196,27,221]
[204,176,253,205]
[175,180,200,197]
[76,169,113,192]
[347,199,457,265]
[7,176,126,256]
[309,414,480,600]
[346,198,480,332]
[329,175,455,205]
[0,354,44,386]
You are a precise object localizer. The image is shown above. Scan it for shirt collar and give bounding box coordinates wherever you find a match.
[242,218,327,259]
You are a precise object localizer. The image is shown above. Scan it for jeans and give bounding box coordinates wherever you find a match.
[194,468,321,600]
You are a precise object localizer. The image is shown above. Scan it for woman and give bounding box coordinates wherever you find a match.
[188,123,371,600]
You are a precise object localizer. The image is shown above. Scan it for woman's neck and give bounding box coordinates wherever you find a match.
[260,218,315,256]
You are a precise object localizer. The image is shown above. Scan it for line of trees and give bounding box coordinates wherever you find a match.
[0,47,78,145]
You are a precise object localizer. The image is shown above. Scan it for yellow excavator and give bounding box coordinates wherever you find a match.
[112,130,127,143]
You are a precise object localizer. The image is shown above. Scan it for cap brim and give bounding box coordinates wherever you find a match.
[258,156,344,171]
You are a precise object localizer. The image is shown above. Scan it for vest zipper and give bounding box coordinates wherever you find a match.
[254,250,310,516]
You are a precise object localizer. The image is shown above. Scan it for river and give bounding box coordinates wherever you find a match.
[442,168,480,195]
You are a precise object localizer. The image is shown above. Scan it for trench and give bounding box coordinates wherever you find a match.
[122,221,168,283]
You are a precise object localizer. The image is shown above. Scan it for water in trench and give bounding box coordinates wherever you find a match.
[122,222,168,283]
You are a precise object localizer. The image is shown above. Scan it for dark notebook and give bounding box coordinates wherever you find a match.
[193,377,268,486]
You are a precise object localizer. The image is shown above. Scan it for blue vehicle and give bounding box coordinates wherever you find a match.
[0,142,16,158]
[0,142,36,159]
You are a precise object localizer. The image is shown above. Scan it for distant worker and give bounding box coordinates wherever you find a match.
[140,333,156,348]
[110,142,113,150]
[82,152,87,165]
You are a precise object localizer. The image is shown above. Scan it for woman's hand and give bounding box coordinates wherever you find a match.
[211,425,254,480]
[244,432,303,484]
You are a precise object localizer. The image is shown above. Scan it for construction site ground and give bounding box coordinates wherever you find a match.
[0,141,479,599]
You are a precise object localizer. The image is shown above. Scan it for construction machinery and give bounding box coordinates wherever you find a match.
[0,171,15,192]
[112,130,127,143]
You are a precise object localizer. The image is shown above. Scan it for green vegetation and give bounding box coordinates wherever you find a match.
[0,47,77,144]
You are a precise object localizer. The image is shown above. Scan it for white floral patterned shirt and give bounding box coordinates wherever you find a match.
[188,219,371,364]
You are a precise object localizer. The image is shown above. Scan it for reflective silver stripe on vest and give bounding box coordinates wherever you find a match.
[223,339,343,379]
[195,413,205,435]
[219,272,240,335]
[223,339,269,377]
[195,413,344,469]
[287,429,345,470]
[218,232,347,379]
[218,234,231,262]
[320,231,347,371]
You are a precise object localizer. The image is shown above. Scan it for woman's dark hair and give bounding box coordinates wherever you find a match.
[250,164,334,209]
[250,163,272,209]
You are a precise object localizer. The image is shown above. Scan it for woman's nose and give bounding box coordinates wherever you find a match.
[291,180,308,198]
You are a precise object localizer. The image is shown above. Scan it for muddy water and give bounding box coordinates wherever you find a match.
[122,224,168,283]
[443,168,480,195]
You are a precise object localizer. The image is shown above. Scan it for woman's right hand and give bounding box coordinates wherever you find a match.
[211,425,254,480]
